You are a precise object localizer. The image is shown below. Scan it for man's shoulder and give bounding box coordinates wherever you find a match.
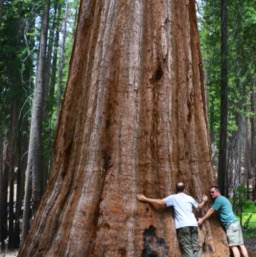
[174,193,195,200]
[217,195,229,202]
[165,193,182,200]
[212,195,228,208]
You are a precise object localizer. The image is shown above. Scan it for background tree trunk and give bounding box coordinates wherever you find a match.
[42,0,59,191]
[252,73,256,200]
[245,92,252,196]
[227,109,242,194]
[18,1,229,256]
[0,139,9,251]
[8,99,18,250]
[22,0,50,241]
[57,1,69,116]
[218,0,228,196]
[46,1,62,177]
[0,0,3,27]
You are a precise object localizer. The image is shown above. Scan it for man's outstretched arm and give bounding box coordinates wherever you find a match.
[198,208,215,225]
[136,193,166,206]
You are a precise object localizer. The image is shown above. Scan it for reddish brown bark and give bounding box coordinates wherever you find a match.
[18,0,229,256]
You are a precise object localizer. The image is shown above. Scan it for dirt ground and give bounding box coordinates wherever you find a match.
[0,251,18,257]
[0,238,255,257]
[245,237,256,257]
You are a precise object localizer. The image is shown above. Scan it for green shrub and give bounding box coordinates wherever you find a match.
[243,200,256,211]
[232,185,256,235]
[232,185,249,215]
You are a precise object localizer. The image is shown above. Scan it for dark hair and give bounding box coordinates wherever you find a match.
[176,182,186,193]
[210,186,220,192]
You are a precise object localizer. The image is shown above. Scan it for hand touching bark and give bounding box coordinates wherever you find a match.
[136,194,166,206]
[202,195,208,202]
[198,218,204,225]
[136,193,147,202]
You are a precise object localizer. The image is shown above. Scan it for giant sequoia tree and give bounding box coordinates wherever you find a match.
[18,0,229,256]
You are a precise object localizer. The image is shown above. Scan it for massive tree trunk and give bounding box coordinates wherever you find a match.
[18,0,229,256]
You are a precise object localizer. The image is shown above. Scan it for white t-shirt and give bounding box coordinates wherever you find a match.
[164,193,198,229]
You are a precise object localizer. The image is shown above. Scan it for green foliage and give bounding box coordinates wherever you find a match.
[197,0,256,186]
[0,0,79,146]
[232,186,256,237]
[0,0,79,248]
[232,185,256,237]
[0,0,36,139]
[241,201,256,237]
[243,200,256,212]
[198,0,222,148]
[232,185,249,216]
[199,1,256,120]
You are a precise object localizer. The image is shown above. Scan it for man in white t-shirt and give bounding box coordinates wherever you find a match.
[136,182,208,257]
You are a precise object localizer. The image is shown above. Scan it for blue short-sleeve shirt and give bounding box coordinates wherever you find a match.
[211,195,237,227]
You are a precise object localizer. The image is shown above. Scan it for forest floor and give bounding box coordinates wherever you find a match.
[0,251,18,257]
[246,237,256,257]
[0,237,255,257]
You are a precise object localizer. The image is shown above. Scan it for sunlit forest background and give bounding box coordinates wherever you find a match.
[0,0,256,251]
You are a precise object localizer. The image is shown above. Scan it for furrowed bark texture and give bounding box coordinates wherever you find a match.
[18,0,229,256]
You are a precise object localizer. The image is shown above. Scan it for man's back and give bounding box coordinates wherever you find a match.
[164,193,198,228]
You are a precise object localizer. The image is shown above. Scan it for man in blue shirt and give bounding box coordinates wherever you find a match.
[137,182,208,257]
[198,186,248,257]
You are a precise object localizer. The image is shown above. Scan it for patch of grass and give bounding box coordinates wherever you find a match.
[236,200,256,237]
